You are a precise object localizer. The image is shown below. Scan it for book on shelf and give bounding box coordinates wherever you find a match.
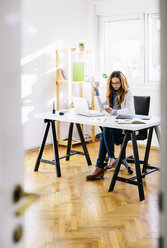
[59,68,67,80]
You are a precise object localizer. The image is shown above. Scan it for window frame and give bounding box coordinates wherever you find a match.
[145,12,160,85]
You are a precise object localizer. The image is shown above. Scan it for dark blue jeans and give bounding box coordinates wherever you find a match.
[96,127,124,168]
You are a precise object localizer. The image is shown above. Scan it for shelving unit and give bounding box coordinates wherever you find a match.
[56,48,95,146]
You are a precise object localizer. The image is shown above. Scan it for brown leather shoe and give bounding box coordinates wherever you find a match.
[104,159,117,170]
[86,169,105,180]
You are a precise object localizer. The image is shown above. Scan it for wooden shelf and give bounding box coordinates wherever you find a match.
[57,48,92,54]
[57,80,68,85]
[56,48,95,146]
[57,80,92,85]
[58,136,93,146]
[71,81,92,84]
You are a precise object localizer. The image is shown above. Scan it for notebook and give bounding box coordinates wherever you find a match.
[72,97,105,117]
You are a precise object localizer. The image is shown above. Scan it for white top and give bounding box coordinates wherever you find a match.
[34,109,160,132]
[95,88,135,115]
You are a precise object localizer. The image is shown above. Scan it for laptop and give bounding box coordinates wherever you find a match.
[72,96,105,117]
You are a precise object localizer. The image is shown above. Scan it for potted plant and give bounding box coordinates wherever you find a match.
[79,42,84,52]
[102,73,108,80]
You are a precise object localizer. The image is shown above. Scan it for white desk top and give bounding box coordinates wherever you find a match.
[34,109,160,131]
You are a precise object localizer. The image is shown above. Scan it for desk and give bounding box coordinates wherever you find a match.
[34,109,160,201]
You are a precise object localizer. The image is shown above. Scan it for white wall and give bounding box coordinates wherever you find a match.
[21,0,86,150]
[22,0,160,149]
[94,0,159,16]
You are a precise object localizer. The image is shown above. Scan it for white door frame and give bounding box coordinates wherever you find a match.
[160,0,167,247]
[0,1,24,247]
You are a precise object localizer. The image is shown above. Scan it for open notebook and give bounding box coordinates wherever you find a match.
[116,119,147,124]
[72,97,105,117]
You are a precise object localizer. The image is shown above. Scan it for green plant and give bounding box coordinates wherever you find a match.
[79,42,84,46]
[102,73,108,79]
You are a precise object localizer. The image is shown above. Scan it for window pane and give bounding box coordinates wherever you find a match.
[104,18,143,80]
[148,14,160,82]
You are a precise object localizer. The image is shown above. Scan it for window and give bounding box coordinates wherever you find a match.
[102,13,160,85]
[147,13,160,82]
[104,17,143,82]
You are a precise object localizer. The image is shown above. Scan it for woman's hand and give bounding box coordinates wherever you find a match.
[104,107,114,115]
[93,85,98,92]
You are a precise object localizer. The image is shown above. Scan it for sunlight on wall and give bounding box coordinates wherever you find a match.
[21,40,63,66]
[21,39,64,125]
[21,74,37,98]
[22,23,38,37]
[22,106,35,124]
[47,97,57,108]
[21,74,37,124]
[45,66,56,75]
[47,92,65,109]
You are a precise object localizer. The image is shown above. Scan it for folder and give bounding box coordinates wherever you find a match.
[73,62,84,81]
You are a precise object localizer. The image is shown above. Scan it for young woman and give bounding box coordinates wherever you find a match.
[86,71,135,180]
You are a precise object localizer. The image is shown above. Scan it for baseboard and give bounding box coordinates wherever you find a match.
[127,142,159,151]
[25,140,159,154]
[25,143,53,153]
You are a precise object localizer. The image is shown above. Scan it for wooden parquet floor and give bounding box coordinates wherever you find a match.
[24,141,160,248]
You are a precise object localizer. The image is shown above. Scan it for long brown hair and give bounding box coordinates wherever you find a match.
[106,71,129,108]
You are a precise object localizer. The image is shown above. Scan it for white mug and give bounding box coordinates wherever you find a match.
[93,81,100,88]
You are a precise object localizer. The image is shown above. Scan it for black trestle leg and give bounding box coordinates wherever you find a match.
[131,131,145,201]
[109,132,129,192]
[142,127,153,174]
[76,123,92,166]
[154,125,160,144]
[34,121,50,171]
[51,120,61,177]
[121,146,133,174]
[66,123,74,161]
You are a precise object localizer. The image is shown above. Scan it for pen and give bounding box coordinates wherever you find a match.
[52,100,56,114]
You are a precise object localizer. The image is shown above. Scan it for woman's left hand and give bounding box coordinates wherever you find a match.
[105,107,114,115]
[104,107,114,115]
